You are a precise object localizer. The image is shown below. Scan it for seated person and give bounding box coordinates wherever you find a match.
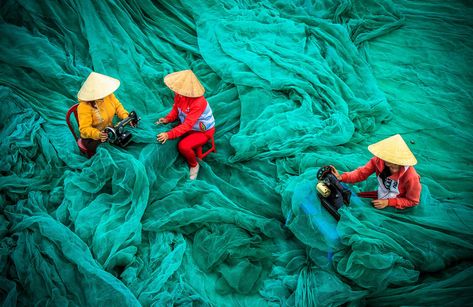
[77,72,133,154]
[156,70,215,180]
[331,134,421,209]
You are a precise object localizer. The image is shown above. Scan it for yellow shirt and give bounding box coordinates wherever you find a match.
[78,94,129,140]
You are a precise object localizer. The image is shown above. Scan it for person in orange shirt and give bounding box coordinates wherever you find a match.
[331,134,421,209]
[77,72,134,154]
[156,70,215,180]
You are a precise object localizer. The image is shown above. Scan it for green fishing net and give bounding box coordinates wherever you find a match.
[1,0,472,306]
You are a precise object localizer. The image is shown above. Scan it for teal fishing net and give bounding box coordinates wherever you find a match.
[1,0,473,306]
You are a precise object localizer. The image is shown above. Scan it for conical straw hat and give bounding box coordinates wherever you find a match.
[368,134,417,166]
[164,70,205,98]
[77,72,120,101]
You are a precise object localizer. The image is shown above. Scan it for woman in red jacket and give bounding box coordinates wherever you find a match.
[331,134,421,209]
[156,70,215,180]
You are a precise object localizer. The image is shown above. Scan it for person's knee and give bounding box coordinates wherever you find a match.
[178,140,191,154]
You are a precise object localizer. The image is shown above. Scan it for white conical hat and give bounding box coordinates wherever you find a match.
[77,72,120,101]
[164,70,205,98]
[368,134,417,166]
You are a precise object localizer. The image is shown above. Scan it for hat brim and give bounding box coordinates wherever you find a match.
[77,72,121,101]
[368,134,417,166]
[164,70,205,98]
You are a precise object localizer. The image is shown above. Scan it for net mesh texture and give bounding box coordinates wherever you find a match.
[1,0,472,306]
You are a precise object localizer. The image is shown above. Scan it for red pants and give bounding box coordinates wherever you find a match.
[178,128,215,167]
[357,191,378,199]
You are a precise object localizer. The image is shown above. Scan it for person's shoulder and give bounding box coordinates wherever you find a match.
[371,156,381,163]
[370,156,384,172]
[408,166,419,175]
[404,166,420,181]
[192,96,208,107]
[196,95,207,103]
[77,101,91,111]
[105,93,118,103]
[371,156,383,166]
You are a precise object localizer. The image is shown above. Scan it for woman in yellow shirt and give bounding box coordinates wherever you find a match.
[77,72,131,154]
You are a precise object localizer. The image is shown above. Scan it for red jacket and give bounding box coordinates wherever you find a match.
[165,94,215,139]
[341,157,421,209]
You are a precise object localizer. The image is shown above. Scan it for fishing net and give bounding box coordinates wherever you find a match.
[1,0,472,306]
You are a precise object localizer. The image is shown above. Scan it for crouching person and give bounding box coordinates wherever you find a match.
[331,134,421,209]
[156,70,215,180]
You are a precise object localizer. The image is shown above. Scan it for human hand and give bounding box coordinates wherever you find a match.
[372,199,389,209]
[157,132,169,144]
[155,118,169,125]
[100,131,108,143]
[329,165,342,180]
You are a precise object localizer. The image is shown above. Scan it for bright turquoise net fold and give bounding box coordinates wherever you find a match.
[1,0,472,306]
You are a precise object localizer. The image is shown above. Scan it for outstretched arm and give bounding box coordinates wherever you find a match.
[340,158,377,183]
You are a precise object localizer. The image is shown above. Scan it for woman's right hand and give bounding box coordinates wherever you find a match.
[330,165,342,180]
[99,131,108,142]
[155,117,169,125]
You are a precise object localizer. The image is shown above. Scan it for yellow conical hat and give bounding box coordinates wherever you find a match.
[164,70,205,98]
[77,72,120,101]
[368,134,417,166]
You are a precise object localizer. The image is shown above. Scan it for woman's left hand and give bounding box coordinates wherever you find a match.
[329,165,342,180]
[372,199,389,209]
[157,132,169,144]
